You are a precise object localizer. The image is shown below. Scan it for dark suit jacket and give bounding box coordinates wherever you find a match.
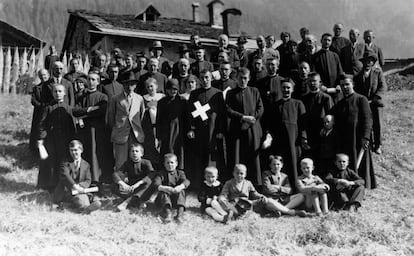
[53,159,92,203]
[340,42,365,75]
[101,80,124,101]
[353,67,387,107]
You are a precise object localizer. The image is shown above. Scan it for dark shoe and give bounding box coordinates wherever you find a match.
[163,208,173,223]
[263,211,282,218]
[83,201,101,214]
[175,214,184,224]
[348,203,358,212]
[374,146,382,155]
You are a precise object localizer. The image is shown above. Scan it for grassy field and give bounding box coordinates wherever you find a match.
[0,88,413,256]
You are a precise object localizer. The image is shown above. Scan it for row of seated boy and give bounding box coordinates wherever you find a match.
[53,139,365,224]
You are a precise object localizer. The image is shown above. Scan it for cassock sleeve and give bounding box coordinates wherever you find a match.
[359,96,373,141]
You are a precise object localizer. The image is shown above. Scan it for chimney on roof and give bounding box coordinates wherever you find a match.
[207,0,224,28]
[221,8,242,37]
[192,3,200,23]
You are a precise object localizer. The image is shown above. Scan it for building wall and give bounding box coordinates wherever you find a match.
[64,18,91,55]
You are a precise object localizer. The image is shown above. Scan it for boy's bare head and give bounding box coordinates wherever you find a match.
[69,140,83,161]
[300,158,314,177]
[335,154,349,171]
[204,166,218,184]
[164,153,178,172]
[129,143,144,162]
[323,115,335,130]
[233,164,247,182]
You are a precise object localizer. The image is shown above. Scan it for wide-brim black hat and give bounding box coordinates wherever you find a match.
[120,71,139,84]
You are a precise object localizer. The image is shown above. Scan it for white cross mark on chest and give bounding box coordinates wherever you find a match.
[191,101,211,121]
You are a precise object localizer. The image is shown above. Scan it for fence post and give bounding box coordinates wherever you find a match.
[62,51,68,74]
[0,45,3,93]
[21,47,28,76]
[11,46,19,95]
[3,47,11,94]
[84,54,90,74]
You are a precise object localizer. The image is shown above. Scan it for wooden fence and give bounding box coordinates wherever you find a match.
[0,46,91,95]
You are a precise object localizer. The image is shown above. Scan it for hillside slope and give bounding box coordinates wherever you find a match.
[0,81,413,255]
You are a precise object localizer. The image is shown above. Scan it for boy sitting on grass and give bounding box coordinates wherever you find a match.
[198,166,232,223]
[219,164,310,219]
[325,154,365,212]
[112,143,156,211]
[297,158,330,216]
[53,140,101,214]
[262,155,306,213]
[153,153,190,223]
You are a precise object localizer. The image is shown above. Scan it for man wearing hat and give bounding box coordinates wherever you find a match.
[353,50,387,154]
[108,71,146,170]
[156,79,188,170]
[190,44,214,78]
[150,40,172,77]
[172,44,193,79]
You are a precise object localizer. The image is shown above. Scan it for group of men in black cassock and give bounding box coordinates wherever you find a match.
[31,23,385,195]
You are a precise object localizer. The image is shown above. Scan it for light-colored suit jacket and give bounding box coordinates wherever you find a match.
[108,92,145,144]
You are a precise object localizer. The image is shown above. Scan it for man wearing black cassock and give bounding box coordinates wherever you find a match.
[262,80,308,188]
[312,33,343,103]
[187,70,226,189]
[72,72,114,183]
[156,79,188,170]
[212,61,238,99]
[302,72,334,156]
[331,75,376,189]
[101,64,124,101]
[37,84,75,192]
[254,58,289,131]
[225,68,263,185]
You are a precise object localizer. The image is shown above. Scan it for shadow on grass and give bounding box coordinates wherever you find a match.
[0,129,30,141]
[18,190,52,206]
[0,175,37,193]
[0,143,38,170]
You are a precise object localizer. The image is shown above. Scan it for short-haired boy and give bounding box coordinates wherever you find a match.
[198,166,232,223]
[262,155,306,211]
[153,153,190,223]
[220,164,310,218]
[53,140,101,214]
[297,158,330,215]
[325,154,365,211]
[112,143,155,211]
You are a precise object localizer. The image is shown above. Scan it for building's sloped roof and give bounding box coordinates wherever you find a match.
[0,19,46,48]
[68,9,223,40]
